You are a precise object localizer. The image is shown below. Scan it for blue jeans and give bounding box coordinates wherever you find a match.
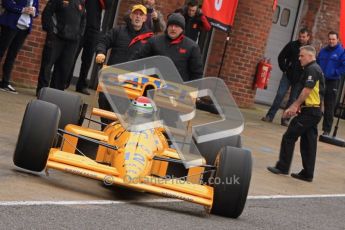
[266,74,299,120]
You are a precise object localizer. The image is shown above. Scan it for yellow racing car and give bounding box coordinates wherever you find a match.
[13,56,252,218]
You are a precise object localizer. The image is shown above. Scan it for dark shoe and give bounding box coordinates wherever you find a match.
[281,118,289,127]
[322,131,330,136]
[267,166,288,175]
[291,172,313,182]
[261,116,273,122]
[76,88,90,95]
[1,84,18,94]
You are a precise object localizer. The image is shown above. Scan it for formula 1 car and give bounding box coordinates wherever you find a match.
[13,56,252,218]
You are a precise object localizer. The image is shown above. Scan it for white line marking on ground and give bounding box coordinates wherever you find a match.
[248,194,345,199]
[0,199,180,206]
[0,194,344,206]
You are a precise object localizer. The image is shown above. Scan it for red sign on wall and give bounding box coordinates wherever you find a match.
[202,0,239,32]
[340,0,345,44]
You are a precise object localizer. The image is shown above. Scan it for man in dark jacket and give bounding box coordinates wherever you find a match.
[36,0,86,94]
[69,0,113,95]
[317,31,345,136]
[262,28,310,126]
[95,4,153,127]
[175,0,211,42]
[131,13,203,82]
[95,4,153,65]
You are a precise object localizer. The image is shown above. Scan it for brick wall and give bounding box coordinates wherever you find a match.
[205,0,341,107]
[205,0,274,107]
[6,0,342,108]
[299,0,340,51]
[117,0,185,25]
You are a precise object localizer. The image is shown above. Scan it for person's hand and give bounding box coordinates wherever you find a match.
[22,7,29,14]
[197,8,203,16]
[151,10,158,20]
[29,6,36,16]
[95,54,106,64]
[282,104,300,118]
[22,6,35,16]
[63,1,69,7]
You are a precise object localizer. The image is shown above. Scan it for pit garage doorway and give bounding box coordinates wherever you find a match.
[255,0,303,105]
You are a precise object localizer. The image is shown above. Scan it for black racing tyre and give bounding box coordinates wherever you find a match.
[196,135,242,165]
[38,87,82,129]
[13,100,60,172]
[210,146,252,218]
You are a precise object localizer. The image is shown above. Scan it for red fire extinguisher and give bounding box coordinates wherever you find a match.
[254,58,272,89]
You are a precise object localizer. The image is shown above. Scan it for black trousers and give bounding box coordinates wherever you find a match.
[36,33,54,94]
[276,107,322,178]
[0,26,29,85]
[66,29,100,90]
[37,34,79,91]
[77,30,100,90]
[322,79,340,133]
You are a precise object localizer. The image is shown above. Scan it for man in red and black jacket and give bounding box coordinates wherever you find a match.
[131,12,203,82]
[95,4,153,127]
[95,4,153,65]
[175,0,211,42]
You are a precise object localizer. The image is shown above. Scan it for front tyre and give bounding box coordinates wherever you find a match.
[210,146,252,218]
[13,100,60,172]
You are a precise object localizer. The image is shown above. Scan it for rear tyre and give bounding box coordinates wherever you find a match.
[38,87,82,129]
[13,100,60,172]
[210,146,252,218]
[196,135,242,165]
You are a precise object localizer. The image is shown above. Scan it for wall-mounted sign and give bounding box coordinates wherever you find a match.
[202,0,239,32]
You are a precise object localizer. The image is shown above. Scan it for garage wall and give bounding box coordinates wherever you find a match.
[205,0,274,107]
[255,0,302,105]
[299,0,341,51]
[116,0,185,25]
[5,0,342,108]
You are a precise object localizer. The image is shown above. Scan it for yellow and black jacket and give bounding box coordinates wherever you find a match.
[298,60,325,107]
